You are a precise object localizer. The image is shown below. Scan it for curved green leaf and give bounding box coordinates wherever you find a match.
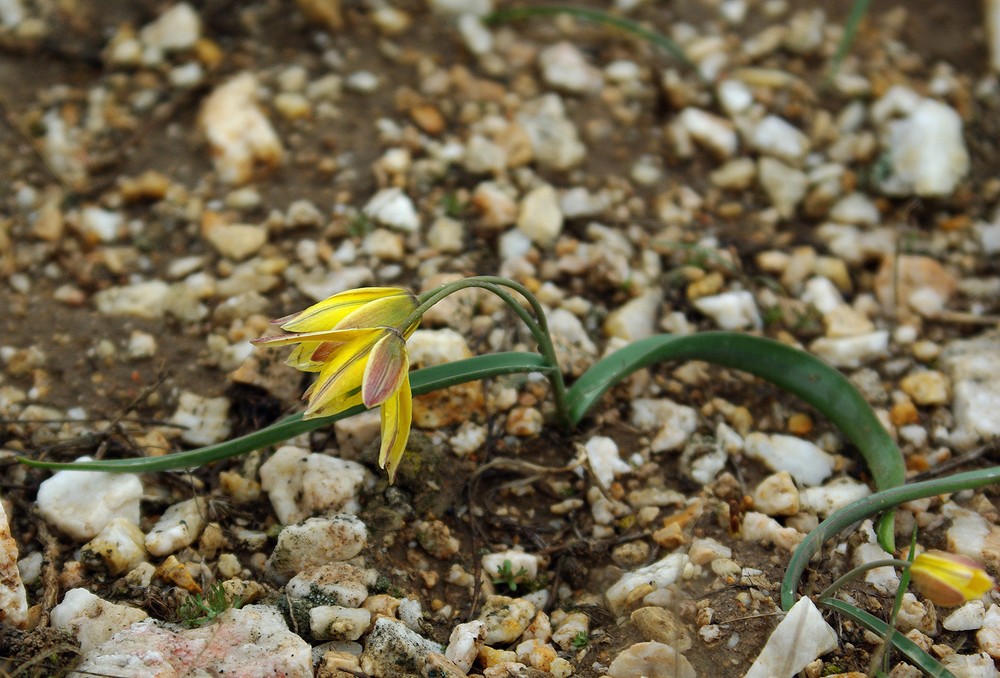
[567,332,905,550]
[821,598,955,678]
[781,466,1000,610]
[18,352,550,473]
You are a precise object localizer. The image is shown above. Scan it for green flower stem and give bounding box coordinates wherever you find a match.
[413,276,570,428]
[18,352,553,473]
[781,465,1000,611]
[815,558,912,602]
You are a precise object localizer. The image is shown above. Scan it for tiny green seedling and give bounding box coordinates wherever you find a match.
[571,631,589,649]
[178,583,242,628]
[493,559,529,592]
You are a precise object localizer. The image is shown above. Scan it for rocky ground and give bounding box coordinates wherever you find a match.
[2,0,1000,676]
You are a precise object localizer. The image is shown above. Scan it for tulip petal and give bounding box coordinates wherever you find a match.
[251,327,374,347]
[911,550,996,607]
[279,287,411,332]
[336,292,419,332]
[303,333,380,416]
[379,377,412,484]
[363,332,409,408]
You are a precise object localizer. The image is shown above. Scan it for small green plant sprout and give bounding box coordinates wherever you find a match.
[570,630,589,649]
[492,559,528,592]
[177,582,243,628]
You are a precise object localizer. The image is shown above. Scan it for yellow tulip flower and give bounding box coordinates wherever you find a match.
[909,550,995,607]
[252,287,420,482]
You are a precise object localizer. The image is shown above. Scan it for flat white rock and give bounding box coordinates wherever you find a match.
[800,477,871,517]
[516,94,586,171]
[751,114,810,162]
[94,281,170,319]
[758,157,807,219]
[941,335,1000,439]
[876,93,969,197]
[363,188,420,232]
[583,436,631,488]
[170,391,231,446]
[744,433,835,486]
[607,641,696,678]
[260,446,372,524]
[445,620,486,673]
[145,497,207,557]
[517,183,563,247]
[944,600,987,632]
[604,288,663,342]
[199,72,283,185]
[676,108,737,158]
[51,588,148,653]
[266,514,368,584]
[538,42,602,93]
[745,597,838,678]
[139,3,201,52]
[977,604,1000,660]
[606,553,689,615]
[630,398,698,453]
[360,617,444,677]
[809,330,890,368]
[36,458,143,541]
[0,500,27,627]
[692,290,762,330]
[286,562,376,608]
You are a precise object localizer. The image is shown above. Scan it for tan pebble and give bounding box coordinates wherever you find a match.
[630,606,693,651]
[32,201,64,241]
[752,471,800,517]
[420,570,439,588]
[478,646,517,667]
[198,522,228,559]
[221,579,265,604]
[296,0,343,31]
[874,255,957,321]
[900,371,950,406]
[194,38,224,68]
[273,93,312,120]
[890,401,920,426]
[410,104,445,135]
[786,413,813,435]
[218,470,262,503]
[362,594,400,621]
[911,340,941,362]
[119,170,171,202]
[612,541,651,568]
[316,649,361,678]
[652,522,686,549]
[686,271,724,299]
[156,555,201,593]
[217,553,242,578]
[505,406,543,437]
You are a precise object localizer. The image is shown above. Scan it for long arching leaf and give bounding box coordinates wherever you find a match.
[566,332,905,550]
[18,352,551,473]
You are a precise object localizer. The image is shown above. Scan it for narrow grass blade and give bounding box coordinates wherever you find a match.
[821,598,955,678]
[826,0,872,83]
[781,466,1000,610]
[486,5,698,76]
[565,332,905,549]
[18,352,551,473]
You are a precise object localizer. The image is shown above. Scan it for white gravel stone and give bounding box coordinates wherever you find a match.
[744,597,838,678]
[941,335,1000,439]
[170,391,231,446]
[266,514,368,584]
[942,503,1000,571]
[51,588,149,653]
[606,553,689,615]
[583,436,631,488]
[538,42,602,93]
[140,3,201,52]
[692,290,762,330]
[286,562,375,608]
[482,549,540,582]
[0,0,25,27]
[0,501,27,627]
[407,328,473,366]
[675,108,738,158]
[809,331,890,368]
[750,115,810,161]
[79,206,123,242]
[457,14,492,54]
[36,459,143,541]
[82,518,148,575]
[549,307,598,376]
[363,188,420,232]
[516,94,586,171]
[854,541,899,594]
[875,91,969,197]
[199,72,283,185]
[345,71,379,92]
[944,600,987,631]
[801,276,845,314]
[145,497,207,557]
[941,652,1000,677]
[741,512,805,551]
[517,184,563,247]
[427,0,492,16]
[717,79,754,115]
[126,330,157,359]
[427,216,464,253]
[830,192,880,226]
[311,605,371,641]
[478,595,537,644]
[203,223,267,260]
[360,617,444,678]
[800,478,871,517]
[445,620,486,673]
[605,288,663,342]
[630,398,699,453]
[990,0,1000,72]
[607,641,696,678]
[71,604,312,677]
[752,471,799,516]
[978,604,1000,659]
[744,433,835,486]
[94,281,171,319]
[260,446,372,524]
[758,157,807,218]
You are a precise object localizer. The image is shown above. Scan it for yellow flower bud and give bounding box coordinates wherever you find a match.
[909,550,995,607]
